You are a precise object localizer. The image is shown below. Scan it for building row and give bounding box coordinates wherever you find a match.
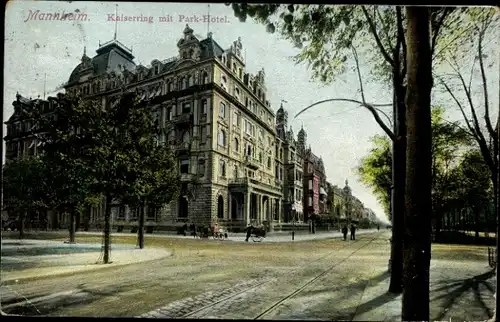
[3,25,377,232]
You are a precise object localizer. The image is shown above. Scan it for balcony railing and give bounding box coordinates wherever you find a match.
[171,113,193,125]
[244,155,259,170]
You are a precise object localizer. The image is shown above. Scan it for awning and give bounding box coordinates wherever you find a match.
[320,187,327,195]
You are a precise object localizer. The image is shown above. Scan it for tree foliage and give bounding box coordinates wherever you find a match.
[357,106,474,221]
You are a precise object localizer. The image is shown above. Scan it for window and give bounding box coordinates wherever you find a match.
[245,97,249,107]
[309,179,313,190]
[182,131,190,143]
[235,87,240,100]
[259,130,263,141]
[267,157,271,169]
[244,120,254,136]
[233,111,240,127]
[188,75,194,87]
[201,126,207,143]
[233,63,237,71]
[234,165,238,178]
[220,74,227,89]
[182,102,191,114]
[246,144,252,157]
[180,158,189,174]
[280,148,283,160]
[203,72,209,84]
[279,168,283,180]
[234,137,239,152]
[182,77,187,89]
[167,81,173,92]
[218,130,226,146]
[219,160,226,177]
[259,152,263,163]
[290,152,294,161]
[201,99,207,114]
[156,64,160,75]
[168,106,174,120]
[198,159,206,176]
[308,196,313,207]
[238,68,242,78]
[219,102,226,119]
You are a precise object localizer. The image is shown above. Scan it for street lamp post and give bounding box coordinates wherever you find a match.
[291,204,296,241]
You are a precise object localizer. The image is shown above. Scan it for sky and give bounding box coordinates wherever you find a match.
[4,2,499,223]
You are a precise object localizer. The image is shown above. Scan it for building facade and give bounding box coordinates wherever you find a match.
[5,26,286,232]
[4,25,378,232]
[275,104,304,224]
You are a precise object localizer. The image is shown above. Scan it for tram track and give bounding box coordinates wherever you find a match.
[176,233,380,320]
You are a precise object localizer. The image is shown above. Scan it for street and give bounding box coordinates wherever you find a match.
[0,231,494,320]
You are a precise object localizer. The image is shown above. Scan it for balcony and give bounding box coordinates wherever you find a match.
[228,176,250,187]
[243,155,259,170]
[176,142,191,153]
[171,113,193,126]
[180,173,193,182]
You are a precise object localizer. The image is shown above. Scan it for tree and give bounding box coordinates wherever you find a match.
[228,3,457,294]
[28,94,102,243]
[436,8,499,219]
[2,156,50,239]
[357,106,473,235]
[116,95,179,249]
[402,7,433,320]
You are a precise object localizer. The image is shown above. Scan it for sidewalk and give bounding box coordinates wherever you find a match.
[1,239,171,285]
[74,228,379,243]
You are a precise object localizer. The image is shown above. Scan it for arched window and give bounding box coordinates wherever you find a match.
[233,137,239,152]
[267,157,271,168]
[167,81,172,92]
[218,130,226,147]
[182,77,187,90]
[202,72,209,84]
[246,145,252,157]
[188,75,193,87]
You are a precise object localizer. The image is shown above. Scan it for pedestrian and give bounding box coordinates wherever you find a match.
[342,225,348,241]
[377,224,380,231]
[350,224,356,240]
[182,223,187,236]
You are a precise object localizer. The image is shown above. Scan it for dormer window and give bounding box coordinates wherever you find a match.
[155,64,160,75]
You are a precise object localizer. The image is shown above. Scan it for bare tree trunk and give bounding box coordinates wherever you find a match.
[103,193,112,264]
[19,211,25,240]
[69,210,76,243]
[138,199,146,249]
[402,7,433,321]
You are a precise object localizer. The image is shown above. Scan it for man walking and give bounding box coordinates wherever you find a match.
[350,224,356,241]
[342,225,348,241]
